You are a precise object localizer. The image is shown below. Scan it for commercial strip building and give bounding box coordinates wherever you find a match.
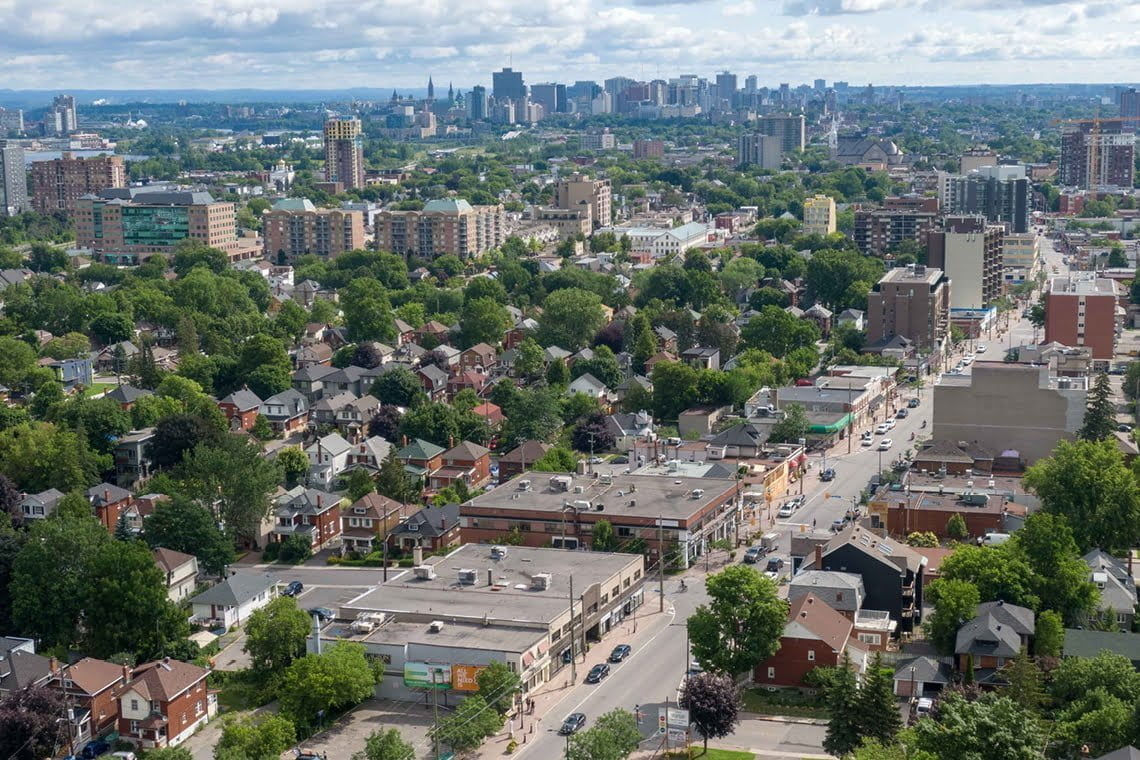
[926,215,1003,310]
[374,199,506,260]
[1044,274,1122,362]
[31,153,127,214]
[262,198,365,263]
[74,188,238,265]
[865,265,951,352]
[460,472,740,568]
[328,545,646,699]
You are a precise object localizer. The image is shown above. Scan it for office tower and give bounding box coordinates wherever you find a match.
[50,94,77,135]
[262,199,365,264]
[581,130,615,151]
[604,77,635,96]
[553,173,612,229]
[633,140,665,159]
[853,197,939,257]
[74,188,237,264]
[0,107,24,134]
[31,152,127,214]
[469,86,488,120]
[1060,120,1135,189]
[323,117,364,190]
[926,215,1003,310]
[802,194,837,236]
[1045,274,1120,360]
[375,199,506,259]
[939,166,1030,233]
[865,265,951,350]
[1119,88,1140,131]
[569,81,601,100]
[715,71,737,106]
[0,141,30,217]
[756,113,805,153]
[744,75,758,94]
[778,83,790,103]
[530,83,566,116]
[493,67,526,101]
[814,79,826,92]
[737,133,783,169]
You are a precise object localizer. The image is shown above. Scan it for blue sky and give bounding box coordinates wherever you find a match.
[2,0,1139,89]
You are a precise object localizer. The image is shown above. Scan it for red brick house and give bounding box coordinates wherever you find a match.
[753,594,862,688]
[954,601,1034,675]
[341,493,410,554]
[415,320,451,346]
[397,438,446,485]
[117,658,214,748]
[503,317,539,350]
[446,370,489,400]
[470,402,506,430]
[104,385,152,411]
[417,365,449,402]
[217,388,262,432]
[86,483,133,533]
[53,657,127,743]
[459,343,497,373]
[273,487,344,551]
[431,441,492,491]
[393,318,415,347]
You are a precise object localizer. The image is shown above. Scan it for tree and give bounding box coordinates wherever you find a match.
[342,278,396,343]
[1002,649,1044,713]
[805,248,883,309]
[352,729,415,760]
[650,360,699,420]
[278,533,314,564]
[84,538,189,660]
[368,406,403,441]
[0,473,22,529]
[277,643,380,727]
[376,448,416,504]
[344,468,376,502]
[768,403,809,444]
[501,388,563,446]
[174,434,282,543]
[678,672,742,752]
[592,519,617,552]
[151,413,222,469]
[90,312,135,345]
[859,652,902,746]
[537,288,605,350]
[741,306,820,358]
[277,446,310,488]
[0,686,67,760]
[144,495,235,576]
[925,578,981,655]
[571,411,616,453]
[1034,610,1064,656]
[475,660,521,716]
[370,368,424,408]
[514,337,544,380]
[532,446,579,473]
[566,709,641,760]
[914,693,1042,760]
[173,240,228,275]
[937,544,1038,610]
[215,714,297,760]
[460,297,511,348]
[1080,372,1116,441]
[27,242,68,273]
[946,513,968,541]
[823,656,863,757]
[244,596,312,673]
[545,358,570,387]
[688,565,787,676]
[906,531,939,548]
[0,422,109,493]
[146,749,195,760]
[1024,438,1140,553]
[434,695,503,754]
[1010,512,1097,624]
[1050,651,1140,705]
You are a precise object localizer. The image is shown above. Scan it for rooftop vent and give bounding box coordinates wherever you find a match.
[413,565,436,580]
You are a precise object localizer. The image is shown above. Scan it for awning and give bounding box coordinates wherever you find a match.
[808,413,853,434]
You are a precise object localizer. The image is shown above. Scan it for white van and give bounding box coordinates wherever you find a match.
[979,533,1011,547]
[915,697,933,717]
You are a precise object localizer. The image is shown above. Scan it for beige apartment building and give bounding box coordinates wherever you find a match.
[31,153,126,214]
[375,198,506,259]
[262,199,365,263]
[533,207,592,240]
[865,265,951,350]
[554,173,611,230]
[926,215,1004,310]
[803,194,837,236]
[323,117,364,190]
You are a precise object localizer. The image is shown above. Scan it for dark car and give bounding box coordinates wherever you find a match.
[609,644,632,663]
[819,467,836,482]
[307,607,334,621]
[896,408,908,419]
[80,741,111,759]
[765,557,785,573]
[559,713,587,735]
[282,581,304,597]
[585,663,610,683]
[907,398,920,408]
[743,546,765,564]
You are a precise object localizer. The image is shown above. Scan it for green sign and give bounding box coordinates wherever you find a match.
[403,661,451,689]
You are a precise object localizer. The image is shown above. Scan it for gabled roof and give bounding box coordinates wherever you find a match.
[105,385,152,404]
[1064,629,1140,662]
[126,659,209,703]
[418,364,449,385]
[1084,549,1139,612]
[261,388,309,414]
[543,346,572,362]
[20,488,65,509]
[293,364,339,382]
[710,423,766,448]
[87,482,132,505]
[392,503,460,537]
[1094,748,1140,760]
[348,492,407,519]
[312,390,358,412]
[0,645,53,693]
[808,525,925,574]
[783,594,852,652]
[892,655,951,685]
[306,432,352,458]
[974,600,1035,636]
[399,438,446,460]
[654,325,677,341]
[463,342,496,356]
[153,548,197,575]
[499,440,552,464]
[63,657,125,696]
[788,571,865,613]
[278,486,343,515]
[569,372,608,393]
[190,571,276,607]
[219,388,262,410]
[445,440,490,461]
[956,601,1034,658]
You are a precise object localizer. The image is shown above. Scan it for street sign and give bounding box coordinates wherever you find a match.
[666,707,690,728]
[668,728,689,744]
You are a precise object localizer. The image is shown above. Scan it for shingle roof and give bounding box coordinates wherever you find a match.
[64,657,125,696]
[127,658,209,702]
[105,385,152,404]
[0,646,53,693]
[153,548,197,575]
[445,440,490,461]
[1094,746,1140,760]
[788,571,865,613]
[190,572,276,607]
[399,438,445,460]
[86,482,132,505]
[499,440,552,464]
[1064,629,1140,663]
[784,594,852,651]
[892,655,951,685]
[220,388,262,410]
[955,601,1033,658]
[392,503,460,538]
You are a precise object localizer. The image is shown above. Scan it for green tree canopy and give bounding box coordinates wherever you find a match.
[144,495,235,576]
[277,643,380,728]
[688,565,787,676]
[244,596,312,674]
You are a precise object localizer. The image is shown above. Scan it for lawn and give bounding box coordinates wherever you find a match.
[741,688,829,719]
[666,749,755,759]
[81,382,116,398]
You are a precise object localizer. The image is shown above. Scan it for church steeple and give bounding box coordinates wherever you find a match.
[448,81,454,103]
[427,76,435,100]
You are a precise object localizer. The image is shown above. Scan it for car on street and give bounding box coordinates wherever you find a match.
[687,660,704,677]
[861,436,875,446]
[559,713,587,735]
[878,438,893,451]
[765,557,784,575]
[743,546,766,563]
[963,355,975,365]
[875,423,890,434]
[977,344,987,353]
[307,607,334,621]
[908,398,920,408]
[831,518,847,532]
[788,495,806,509]
[896,408,908,419]
[282,581,304,597]
[80,741,111,759]
[585,663,610,683]
[588,456,604,464]
[820,467,836,481]
[885,418,897,430]
[609,644,632,662]
[777,504,795,518]
[1119,423,1134,432]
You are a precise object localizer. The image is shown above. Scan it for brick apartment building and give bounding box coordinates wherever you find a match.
[853,196,938,257]
[262,198,364,264]
[865,265,951,350]
[1045,274,1121,360]
[553,173,612,229]
[375,199,506,259]
[1060,120,1135,189]
[31,153,126,214]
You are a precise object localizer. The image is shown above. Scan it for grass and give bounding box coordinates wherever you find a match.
[666,750,755,760]
[742,688,829,719]
[80,382,116,398]
[212,670,265,712]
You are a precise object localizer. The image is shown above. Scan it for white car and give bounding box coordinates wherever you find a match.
[874,423,890,435]
[885,418,897,430]
[861,436,875,447]
[962,355,975,365]
[777,504,795,518]
[878,438,893,451]
[976,344,987,353]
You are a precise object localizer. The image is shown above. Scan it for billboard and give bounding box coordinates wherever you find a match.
[403,662,451,689]
[451,664,486,692]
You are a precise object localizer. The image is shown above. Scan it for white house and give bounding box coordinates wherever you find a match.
[305,432,352,489]
[153,548,199,604]
[189,571,277,629]
[567,372,614,404]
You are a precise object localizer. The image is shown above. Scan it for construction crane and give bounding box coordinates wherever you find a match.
[1053,116,1140,188]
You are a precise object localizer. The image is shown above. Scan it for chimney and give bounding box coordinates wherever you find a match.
[122,664,131,682]
[413,545,424,566]
[814,545,823,568]
[49,657,59,676]
[104,489,110,503]
[488,569,494,586]
[317,494,323,508]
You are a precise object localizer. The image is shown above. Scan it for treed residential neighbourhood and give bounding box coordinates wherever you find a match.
[5,79,1140,760]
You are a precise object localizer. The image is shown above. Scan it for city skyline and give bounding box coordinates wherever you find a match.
[3,0,1140,91]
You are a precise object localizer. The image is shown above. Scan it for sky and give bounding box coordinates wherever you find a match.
[3,0,1140,91]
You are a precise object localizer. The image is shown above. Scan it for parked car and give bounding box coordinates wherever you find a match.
[896,408,909,419]
[609,644,632,663]
[908,398,920,408]
[1119,423,1134,432]
[915,697,934,717]
[765,557,785,574]
[878,438,893,451]
[110,753,137,760]
[777,504,795,519]
[875,423,890,434]
[559,713,587,735]
[282,581,304,597]
[307,607,334,622]
[820,467,836,482]
[977,344,987,353]
[585,663,610,683]
[831,518,847,532]
[743,546,765,564]
[789,495,806,509]
[861,436,875,447]
[80,741,111,759]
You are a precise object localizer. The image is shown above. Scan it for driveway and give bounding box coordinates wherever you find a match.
[291,699,436,759]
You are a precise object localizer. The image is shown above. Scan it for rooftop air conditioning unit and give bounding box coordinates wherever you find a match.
[429,620,445,632]
[531,573,553,590]
[491,545,508,560]
[518,479,532,491]
[458,569,477,585]
[413,565,436,580]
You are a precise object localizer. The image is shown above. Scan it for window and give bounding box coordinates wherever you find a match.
[130,720,140,734]
[612,585,620,597]
[807,650,815,661]
[617,526,634,538]
[634,570,642,580]
[195,701,204,716]
[767,667,775,680]
[130,699,139,712]
[857,633,881,646]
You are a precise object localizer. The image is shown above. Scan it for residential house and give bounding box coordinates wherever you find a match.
[460,343,498,373]
[893,654,952,698]
[105,384,152,410]
[346,436,392,473]
[447,370,489,399]
[117,658,214,748]
[93,341,140,373]
[605,412,655,453]
[1083,549,1138,631]
[955,600,1035,678]
[190,571,277,628]
[153,549,199,604]
[19,488,65,521]
[393,318,415,346]
[504,317,539,350]
[398,438,446,486]
[217,389,262,432]
[543,346,572,364]
[87,482,133,533]
[567,373,613,406]
[800,526,925,633]
[615,374,652,402]
[431,441,492,491]
[753,594,864,687]
[417,365,449,401]
[708,423,768,458]
[415,320,451,346]
[114,428,155,487]
[336,395,381,441]
[434,344,461,368]
[498,440,553,480]
[321,366,369,397]
[787,571,866,621]
[42,356,95,391]
[654,326,678,352]
[273,486,344,551]
[643,351,678,373]
[0,637,54,697]
[305,432,352,490]
[678,406,724,439]
[681,346,721,371]
[341,493,410,554]
[389,502,462,552]
[838,309,865,331]
[260,389,309,435]
[1062,629,1140,668]
[804,304,834,337]
[1092,748,1140,760]
[311,391,358,426]
[293,342,334,369]
[292,364,338,402]
[53,657,127,744]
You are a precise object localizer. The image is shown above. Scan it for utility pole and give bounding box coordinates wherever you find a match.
[569,574,578,683]
[658,515,665,612]
[432,672,441,759]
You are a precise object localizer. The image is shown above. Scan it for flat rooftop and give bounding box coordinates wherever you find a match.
[341,544,642,627]
[329,619,542,653]
[464,472,736,522]
[879,266,944,286]
[1049,275,1118,296]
